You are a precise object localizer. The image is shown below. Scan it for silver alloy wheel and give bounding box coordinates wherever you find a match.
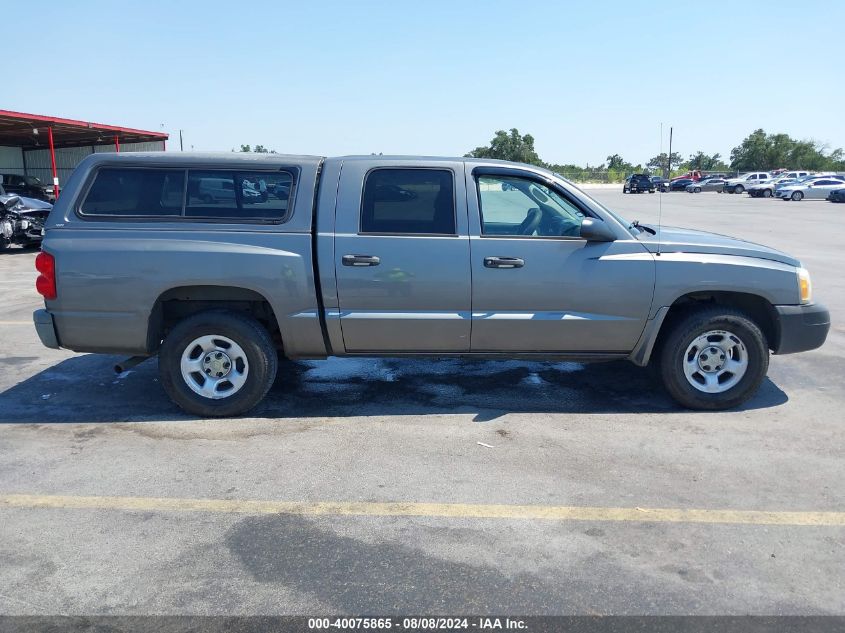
[180,334,249,399]
[682,330,748,394]
[792,191,803,201]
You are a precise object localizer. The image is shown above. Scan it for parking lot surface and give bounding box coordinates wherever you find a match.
[0,190,842,615]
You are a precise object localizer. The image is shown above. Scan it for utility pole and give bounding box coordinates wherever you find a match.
[179,130,184,152]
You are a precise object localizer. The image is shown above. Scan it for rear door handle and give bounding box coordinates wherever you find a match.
[484,256,524,269]
[342,254,381,267]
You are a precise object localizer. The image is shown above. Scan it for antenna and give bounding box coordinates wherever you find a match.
[657,126,672,256]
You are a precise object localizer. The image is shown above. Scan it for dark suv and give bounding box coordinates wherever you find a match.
[0,173,55,202]
[623,174,655,194]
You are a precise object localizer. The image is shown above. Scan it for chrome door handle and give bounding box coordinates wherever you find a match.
[484,256,524,269]
[342,254,381,267]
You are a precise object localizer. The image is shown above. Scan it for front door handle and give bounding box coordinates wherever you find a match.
[484,256,524,269]
[342,254,381,267]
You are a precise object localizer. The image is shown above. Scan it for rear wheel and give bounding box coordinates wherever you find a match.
[658,308,769,410]
[791,191,804,201]
[159,310,277,417]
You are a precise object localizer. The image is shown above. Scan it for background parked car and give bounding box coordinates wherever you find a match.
[670,170,704,183]
[0,184,52,251]
[828,188,845,203]
[623,174,655,193]
[0,173,55,202]
[650,176,669,192]
[669,178,695,191]
[777,177,845,201]
[685,177,726,193]
[748,172,810,198]
[723,172,771,194]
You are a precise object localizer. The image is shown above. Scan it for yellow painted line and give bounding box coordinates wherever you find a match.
[1,494,843,526]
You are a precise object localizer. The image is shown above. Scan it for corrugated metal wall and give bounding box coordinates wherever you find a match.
[22,140,165,187]
[0,146,25,177]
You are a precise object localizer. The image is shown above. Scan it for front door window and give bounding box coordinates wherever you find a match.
[477,175,585,238]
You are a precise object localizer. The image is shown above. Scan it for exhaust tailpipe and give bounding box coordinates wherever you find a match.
[114,356,149,374]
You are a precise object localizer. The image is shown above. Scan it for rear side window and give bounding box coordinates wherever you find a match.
[361,168,455,234]
[80,167,293,221]
[80,168,184,216]
[185,170,292,219]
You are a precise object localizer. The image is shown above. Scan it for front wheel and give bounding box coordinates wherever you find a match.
[762,189,772,198]
[158,310,278,417]
[694,187,701,193]
[733,185,745,194]
[791,191,804,201]
[658,308,769,410]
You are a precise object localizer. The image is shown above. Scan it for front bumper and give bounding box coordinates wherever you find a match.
[33,309,60,349]
[774,303,830,354]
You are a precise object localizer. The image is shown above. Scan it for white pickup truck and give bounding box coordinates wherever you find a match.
[723,172,771,194]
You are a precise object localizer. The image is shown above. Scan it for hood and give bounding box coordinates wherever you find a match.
[637,225,799,267]
[1,194,53,213]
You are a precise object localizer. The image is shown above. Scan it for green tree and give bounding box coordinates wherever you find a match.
[646,152,683,174]
[729,129,844,171]
[237,144,276,154]
[465,128,545,166]
[685,151,728,171]
[605,154,626,171]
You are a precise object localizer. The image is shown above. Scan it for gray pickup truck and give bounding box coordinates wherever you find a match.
[32,153,829,416]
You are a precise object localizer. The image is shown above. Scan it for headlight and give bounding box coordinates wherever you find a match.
[797,267,812,304]
[20,220,29,230]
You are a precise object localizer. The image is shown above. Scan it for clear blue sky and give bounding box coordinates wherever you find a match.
[7,0,844,166]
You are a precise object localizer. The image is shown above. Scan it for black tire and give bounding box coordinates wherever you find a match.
[657,307,769,410]
[762,189,772,198]
[622,187,628,194]
[158,310,277,417]
[734,184,745,194]
[694,187,701,193]
[791,191,803,201]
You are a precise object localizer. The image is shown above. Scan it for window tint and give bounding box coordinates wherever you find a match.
[80,168,184,216]
[477,175,585,238]
[361,169,455,234]
[186,170,291,219]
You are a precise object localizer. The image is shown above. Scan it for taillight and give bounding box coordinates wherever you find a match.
[35,251,56,300]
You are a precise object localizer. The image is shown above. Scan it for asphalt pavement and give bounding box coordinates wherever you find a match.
[0,189,842,615]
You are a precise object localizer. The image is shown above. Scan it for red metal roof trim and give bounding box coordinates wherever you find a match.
[0,109,168,139]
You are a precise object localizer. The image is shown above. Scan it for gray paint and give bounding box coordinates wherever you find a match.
[37,152,819,363]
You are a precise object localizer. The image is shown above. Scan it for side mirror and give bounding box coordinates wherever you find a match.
[580,218,616,242]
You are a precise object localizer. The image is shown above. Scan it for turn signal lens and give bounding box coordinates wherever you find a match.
[797,267,812,304]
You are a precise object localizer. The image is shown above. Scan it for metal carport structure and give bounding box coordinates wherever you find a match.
[0,110,168,198]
